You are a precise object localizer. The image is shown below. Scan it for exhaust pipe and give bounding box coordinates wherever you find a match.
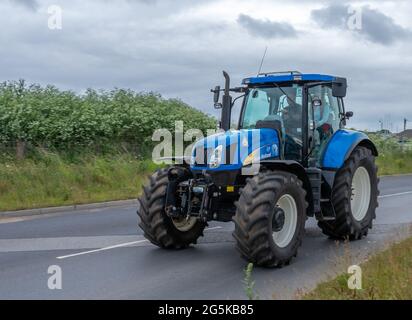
[221,71,232,131]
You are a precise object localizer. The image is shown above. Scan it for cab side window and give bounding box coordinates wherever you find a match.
[310,86,340,134]
[325,88,341,133]
[308,85,341,166]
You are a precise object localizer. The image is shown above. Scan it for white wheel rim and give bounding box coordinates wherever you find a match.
[351,166,371,221]
[272,194,298,248]
[172,216,197,232]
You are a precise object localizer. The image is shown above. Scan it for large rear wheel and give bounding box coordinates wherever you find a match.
[233,171,307,268]
[318,146,379,240]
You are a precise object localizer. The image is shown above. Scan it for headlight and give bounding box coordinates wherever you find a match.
[243,149,259,166]
[209,145,223,168]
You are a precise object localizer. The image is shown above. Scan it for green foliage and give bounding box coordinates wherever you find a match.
[0,151,159,211]
[0,80,217,211]
[243,263,258,300]
[368,133,412,175]
[304,236,412,300]
[0,80,216,151]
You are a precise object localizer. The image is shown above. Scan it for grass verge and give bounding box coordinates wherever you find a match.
[376,153,412,175]
[304,236,412,300]
[0,151,158,211]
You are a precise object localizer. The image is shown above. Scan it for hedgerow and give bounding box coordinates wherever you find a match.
[0,80,216,154]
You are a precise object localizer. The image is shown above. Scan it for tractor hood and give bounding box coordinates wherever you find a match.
[190,128,280,171]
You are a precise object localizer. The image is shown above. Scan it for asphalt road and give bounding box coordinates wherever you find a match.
[0,174,412,300]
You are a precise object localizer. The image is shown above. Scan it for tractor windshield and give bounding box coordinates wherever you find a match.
[240,85,303,160]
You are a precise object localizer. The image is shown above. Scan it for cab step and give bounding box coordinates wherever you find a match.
[306,167,336,221]
[317,199,336,221]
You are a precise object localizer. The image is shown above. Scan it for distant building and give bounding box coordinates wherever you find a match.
[397,129,412,139]
[377,129,392,135]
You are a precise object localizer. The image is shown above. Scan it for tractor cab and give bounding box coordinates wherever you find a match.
[213,71,350,167]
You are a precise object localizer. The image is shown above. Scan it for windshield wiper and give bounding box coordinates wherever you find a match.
[272,82,298,106]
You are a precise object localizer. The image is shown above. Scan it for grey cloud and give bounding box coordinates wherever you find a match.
[11,0,39,11]
[0,0,410,131]
[237,14,298,39]
[311,4,411,45]
[311,4,348,28]
[359,6,411,45]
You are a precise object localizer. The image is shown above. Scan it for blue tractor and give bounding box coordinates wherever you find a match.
[137,71,379,267]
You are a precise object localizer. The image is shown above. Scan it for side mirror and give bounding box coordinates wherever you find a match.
[345,111,354,119]
[211,85,222,109]
[332,77,347,97]
[212,86,220,104]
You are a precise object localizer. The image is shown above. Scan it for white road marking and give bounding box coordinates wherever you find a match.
[0,235,142,253]
[56,226,223,260]
[378,191,412,199]
[204,226,223,231]
[56,240,149,260]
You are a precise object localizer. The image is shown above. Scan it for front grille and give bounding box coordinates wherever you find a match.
[209,171,239,185]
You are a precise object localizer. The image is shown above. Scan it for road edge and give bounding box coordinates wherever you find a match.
[0,199,138,219]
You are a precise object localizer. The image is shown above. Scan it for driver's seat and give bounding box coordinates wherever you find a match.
[256,115,285,138]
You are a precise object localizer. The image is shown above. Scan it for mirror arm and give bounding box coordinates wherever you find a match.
[339,98,346,126]
[231,94,246,108]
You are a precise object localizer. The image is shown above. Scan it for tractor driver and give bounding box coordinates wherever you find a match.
[282,89,302,138]
[313,93,332,142]
[310,92,333,165]
[281,89,302,161]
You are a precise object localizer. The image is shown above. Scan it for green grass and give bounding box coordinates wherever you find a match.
[243,263,258,300]
[376,152,412,175]
[0,151,158,211]
[369,134,412,175]
[304,237,412,300]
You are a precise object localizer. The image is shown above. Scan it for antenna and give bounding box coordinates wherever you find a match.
[257,46,268,76]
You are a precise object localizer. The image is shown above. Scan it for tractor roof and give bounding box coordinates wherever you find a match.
[242,71,341,86]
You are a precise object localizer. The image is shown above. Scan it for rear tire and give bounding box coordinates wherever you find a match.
[233,171,307,268]
[137,168,206,249]
[318,146,379,240]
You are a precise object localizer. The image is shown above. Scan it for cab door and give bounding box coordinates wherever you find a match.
[308,85,341,166]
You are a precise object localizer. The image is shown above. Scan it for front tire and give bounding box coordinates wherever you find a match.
[137,168,206,249]
[318,146,379,240]
[233,171,307,268]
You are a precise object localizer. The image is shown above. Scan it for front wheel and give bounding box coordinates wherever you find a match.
[233,171,307,268]
[318,146,379,240]
[137,168,206,249]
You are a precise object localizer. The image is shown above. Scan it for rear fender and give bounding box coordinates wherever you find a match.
[321,129,378,170]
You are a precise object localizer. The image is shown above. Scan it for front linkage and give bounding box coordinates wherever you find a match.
[164,166,239,224]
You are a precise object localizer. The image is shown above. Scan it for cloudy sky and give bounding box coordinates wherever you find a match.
[1,0,411,131]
